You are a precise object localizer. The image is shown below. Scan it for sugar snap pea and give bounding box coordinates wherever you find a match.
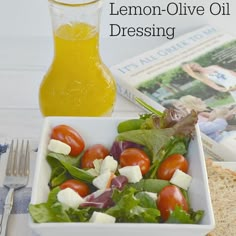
[130,179,170,193]
[117,119,144,133]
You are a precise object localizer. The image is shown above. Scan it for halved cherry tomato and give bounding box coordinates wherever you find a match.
[119,148,150,175]
[60,179,90,197]
[157,154,188,180]
[81,144,109,169]
[157,185,189,221]
[51,124,85,157]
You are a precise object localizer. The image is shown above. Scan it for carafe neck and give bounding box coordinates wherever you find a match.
[48,0,102,58]
[53,23,100,59]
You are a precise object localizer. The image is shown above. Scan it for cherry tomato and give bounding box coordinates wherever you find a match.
[60,179,90,197]
[81,144,109,169]
[119,148,150,175]
[51,124,85,157]
[157,154,188,180]
[157,185,189,221]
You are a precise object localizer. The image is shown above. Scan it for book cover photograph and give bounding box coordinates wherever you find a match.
[111,25,236,161]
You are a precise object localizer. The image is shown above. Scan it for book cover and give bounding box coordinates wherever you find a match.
[111,25,236,161]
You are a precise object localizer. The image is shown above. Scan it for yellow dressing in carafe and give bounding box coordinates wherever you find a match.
[39,22,116,116]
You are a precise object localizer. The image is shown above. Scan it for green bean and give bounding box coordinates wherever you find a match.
[130,179,170,193]
[117,119,144,133]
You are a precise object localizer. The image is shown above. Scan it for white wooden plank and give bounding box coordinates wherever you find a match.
[0,69,142,113]
[0,107,142,139]
[0,71,43,109]
[0,37,52,70]
[0,109,43,139]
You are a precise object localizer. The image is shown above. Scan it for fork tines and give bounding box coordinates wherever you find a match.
[6,140,30,176]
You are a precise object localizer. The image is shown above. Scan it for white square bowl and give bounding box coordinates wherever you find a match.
[29,116,215,236]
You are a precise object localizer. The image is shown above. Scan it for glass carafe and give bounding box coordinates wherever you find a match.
[39,0,116,116]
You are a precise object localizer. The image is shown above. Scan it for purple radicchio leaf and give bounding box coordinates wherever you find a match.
[111,175,128,190]
[110,140,143,161]
[80,189,114,209]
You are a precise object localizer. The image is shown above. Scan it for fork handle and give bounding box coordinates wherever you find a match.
[0,188,14,236]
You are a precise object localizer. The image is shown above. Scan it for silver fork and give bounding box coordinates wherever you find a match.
[0,140,30,236]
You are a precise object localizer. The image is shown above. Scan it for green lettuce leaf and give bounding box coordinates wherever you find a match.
[49,166,68,187]
[66,207,92,222]
[29,202,71,223]
[166,206,204,224]
[106,187,160,223]
[116,128,174,161]
[47,187,61,205]
[147,137,188,178]
[47,152,94,184]
[135,192,156,208]
[47,152,81,167]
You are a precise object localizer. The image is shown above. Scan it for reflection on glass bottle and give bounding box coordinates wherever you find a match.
[39,0,116,116]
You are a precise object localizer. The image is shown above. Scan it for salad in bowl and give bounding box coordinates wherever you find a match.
[29,100,214,236]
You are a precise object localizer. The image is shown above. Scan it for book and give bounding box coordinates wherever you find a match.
[110,25,236,161]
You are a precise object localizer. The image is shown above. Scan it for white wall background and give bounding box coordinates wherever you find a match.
[0,0,236,66]
[1,0,236,37]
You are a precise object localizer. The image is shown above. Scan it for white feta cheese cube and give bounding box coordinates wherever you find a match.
[93,159,103,174]
[57,188,85,209]
[144,191,158,201]
[170,169,192,190]
[48,139,71,155]
[92,171,114,189]
[86,159,104,176]
[86,168,99,176]
[118,165,142,183]
[100,155,118,173]
[89,212,116,223]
